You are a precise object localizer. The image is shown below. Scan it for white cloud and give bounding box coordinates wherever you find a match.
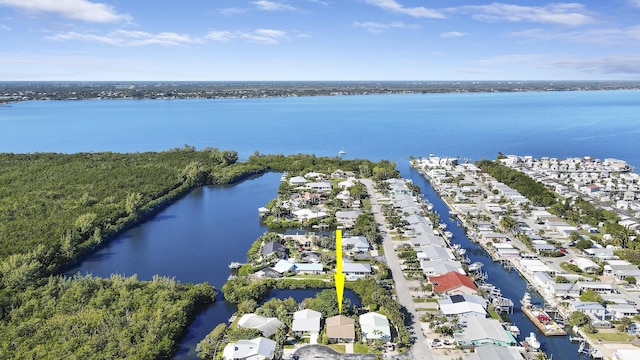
[548,54,640,74]
[454,3,594,26]
[440,31,468,38]
[252,1,297,12]
[363,0,445,19]
[630,0,640,8]
[48,30,200,47]
[354,21,417,33]
[510,26,640,45]
[205,31,235,42]
[0,0,130,23]
[218,7,247,16]
[242,29,287,44]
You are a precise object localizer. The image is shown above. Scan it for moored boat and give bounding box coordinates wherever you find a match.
[524,332,541,351]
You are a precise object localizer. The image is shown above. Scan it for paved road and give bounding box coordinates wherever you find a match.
[361,179,433,360]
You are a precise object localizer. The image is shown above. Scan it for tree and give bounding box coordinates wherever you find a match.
[554,275,569,283]
[625,276,637,285]
[568,311,591,327]
[580,289,603,303]
[125,192,143,215]
[499,215,518,233]
[196,323,227,359]
[74,213,97,234]
[575,239,593,250]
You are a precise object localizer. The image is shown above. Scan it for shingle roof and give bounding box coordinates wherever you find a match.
[326,315,355,340]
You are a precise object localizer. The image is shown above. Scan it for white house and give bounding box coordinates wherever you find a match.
[222,337,276,360]
[342,236,370,253]
[606,304,638,320]
[237,314,284,337]
[438,294,488,319]
[292,309,322,335]
[359,312,391,341]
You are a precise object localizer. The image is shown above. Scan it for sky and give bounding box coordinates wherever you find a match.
[1,0,640,81]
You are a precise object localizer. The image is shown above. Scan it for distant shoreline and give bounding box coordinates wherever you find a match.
[2,80,640,103]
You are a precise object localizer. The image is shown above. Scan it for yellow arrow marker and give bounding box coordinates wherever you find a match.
[334,229,346,314]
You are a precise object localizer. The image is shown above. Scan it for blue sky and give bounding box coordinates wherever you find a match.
[1,0,640,81]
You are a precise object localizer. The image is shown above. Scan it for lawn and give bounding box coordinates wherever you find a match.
[585,331,635,342]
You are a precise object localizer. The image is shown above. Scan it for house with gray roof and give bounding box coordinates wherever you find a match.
[420,259,465,276]
[464,344,525,360]
[454,317,516,348]
[237,314,283,337]
[342,236,370,253]
[261,241,286,259]
[342,261,371,279]
[359,312,391,341]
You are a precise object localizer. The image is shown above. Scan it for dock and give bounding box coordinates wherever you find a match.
[521,306,566,336]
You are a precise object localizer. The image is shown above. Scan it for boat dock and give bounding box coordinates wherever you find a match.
[521,292,566,336]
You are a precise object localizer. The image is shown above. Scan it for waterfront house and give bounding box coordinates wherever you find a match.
[410,233,447,248]
[548,282,581,299]
[342,261,371,279]
[568,301,610,321]
[454,317,516,348]
[272,259,295,274]
[294,263,324,275]
[438,294,488,319]
[289,176,308,186]
[416,245,455,261]
[237,314,283,337]
[292,309,322,336]
[326,315,355,343]
[583,247,616,260]
[420,259,465,276]
[429,271,478,295]
[292,208,328,222]
[359,312,391,341]
[606,303,638,320]
[261,241,286,260]
[222,337,276,360]
[306,181,332,192]
[254,267,283,279]
[482,232,510,243]
[613,349,640,360]
[463,344,525,360]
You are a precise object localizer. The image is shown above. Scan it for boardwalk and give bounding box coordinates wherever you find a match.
[361,179,433,360]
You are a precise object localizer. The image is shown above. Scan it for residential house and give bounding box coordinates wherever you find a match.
[605,263,640,282]
[306,181,332,192]
[289,176,308,186]
[237,314,283,337]
[326,315,355,343]
[416,245,455,261]
[606,304,638,320]
[342,261,372,279]
[464,344,526,360]
[429,271,478,295]
[272,259,295,274]
[292,309,322,336]
[222,337,276,360]
[577,281,617,294]
[420,259,465,276]
[547,282,581,299]
[454,317,516,348]
[292,208,328,222]
[438,294,488,319]
[261,242,286,260]
[294,263,324,275]
[335,210,362,228]
[568,301,610,321]
[573,257,600,273]
[342,236,370,253]
[359,312,391,341]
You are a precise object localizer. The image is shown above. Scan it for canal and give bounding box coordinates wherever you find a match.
[405,167,582,359]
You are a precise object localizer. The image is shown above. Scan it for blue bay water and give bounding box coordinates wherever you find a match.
[2,90,640,359]
[1,91,639,169]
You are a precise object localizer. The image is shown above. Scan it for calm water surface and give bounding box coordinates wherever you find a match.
[5,91,640,359]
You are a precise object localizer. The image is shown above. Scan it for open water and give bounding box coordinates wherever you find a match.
[2,90,640,359]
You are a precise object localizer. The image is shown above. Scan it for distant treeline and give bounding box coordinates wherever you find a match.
[3,80,640,103]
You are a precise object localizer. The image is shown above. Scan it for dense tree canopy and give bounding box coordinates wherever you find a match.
[476,160,556,207]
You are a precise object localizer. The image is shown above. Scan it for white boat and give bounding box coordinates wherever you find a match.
[525,332,541,351]
[457,248,466,255]
[444,231,453,239]
[468,262,484,272]
[339,145,346,155]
